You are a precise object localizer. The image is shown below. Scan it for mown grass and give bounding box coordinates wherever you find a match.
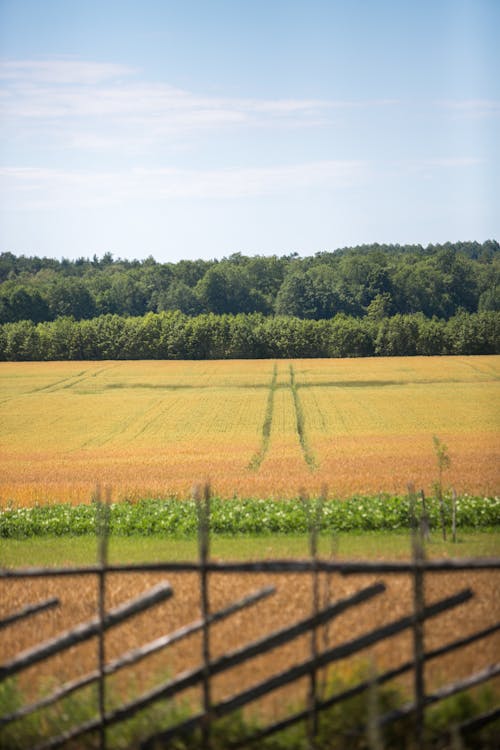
[1,530,500,569]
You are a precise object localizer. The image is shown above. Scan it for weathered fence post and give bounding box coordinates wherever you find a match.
[95,486,111,750]
[419,489,430,543]
[409,483,426,750]
[366,664,384,750]
[302,491,322,748]
[452,488,457,544]
[450,723,466,750]
[319,484,334,703]
[195,482,212,749]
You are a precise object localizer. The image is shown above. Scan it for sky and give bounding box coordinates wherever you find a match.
[0,0,498,263]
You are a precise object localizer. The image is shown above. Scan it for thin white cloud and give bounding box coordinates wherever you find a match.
[0,160,369,209]
[0,59,138,84]
[2,155,485,211]
[0,58,395,149]
[440,99,500,118]
[416,157,483,168]
[136,161,368,198]
[389,156,484,181]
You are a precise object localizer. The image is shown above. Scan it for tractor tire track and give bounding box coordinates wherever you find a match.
[248,363,278,471]
[0,365,119,406]
[289,363,318,471]
[128,395,184,442]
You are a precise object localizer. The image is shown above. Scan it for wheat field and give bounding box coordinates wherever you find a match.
[0,356,498,506]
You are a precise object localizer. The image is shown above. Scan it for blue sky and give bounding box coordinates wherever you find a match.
[0,0,498,262]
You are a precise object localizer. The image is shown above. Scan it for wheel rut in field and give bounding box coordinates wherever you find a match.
[248,362,277,470]
[289,364,318,471]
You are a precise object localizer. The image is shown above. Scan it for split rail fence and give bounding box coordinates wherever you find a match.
[1,489,500,750]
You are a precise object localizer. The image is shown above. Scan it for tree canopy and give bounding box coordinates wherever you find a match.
[1,241,498,325]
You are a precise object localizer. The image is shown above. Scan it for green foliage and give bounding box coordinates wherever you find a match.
[1,494,498,539]
[47,278,96,319]
[1,669,498,749]
[0,672,193,750]
[1,241,499,360]
[1,241,498,326]
[1,310,498,361]
[0,286,50,324]
[433,436,451,475]
[157,279,204,315]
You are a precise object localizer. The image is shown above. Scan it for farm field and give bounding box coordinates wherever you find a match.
[0,356,498,506]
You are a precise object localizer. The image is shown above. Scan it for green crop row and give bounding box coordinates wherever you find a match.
[1,494,499,539]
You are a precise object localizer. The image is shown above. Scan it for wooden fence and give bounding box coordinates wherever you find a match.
[1,488,499,750]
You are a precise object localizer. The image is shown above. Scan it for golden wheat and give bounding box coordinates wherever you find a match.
[297,356,500,496]
[0,356,498,505]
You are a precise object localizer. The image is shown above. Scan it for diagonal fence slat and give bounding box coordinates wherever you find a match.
[0,598,59,630]
[373,662,500,730]
[225,621,500,748]
[0,581,173,681]
[32,583,385,750]
[0,585,275,727]
[452,704,500,736]
[140,587,473,748]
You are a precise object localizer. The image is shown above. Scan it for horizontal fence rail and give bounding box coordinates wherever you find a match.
[1,490,499,750]
[2,556,500,578]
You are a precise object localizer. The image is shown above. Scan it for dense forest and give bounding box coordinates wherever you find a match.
[0,241,498,359]
[1,241,499,322]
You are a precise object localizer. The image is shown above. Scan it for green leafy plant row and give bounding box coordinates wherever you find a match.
[1,494,498,539]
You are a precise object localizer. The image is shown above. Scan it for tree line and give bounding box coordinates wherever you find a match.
[1,310,498,360]
[1,240,498,325]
